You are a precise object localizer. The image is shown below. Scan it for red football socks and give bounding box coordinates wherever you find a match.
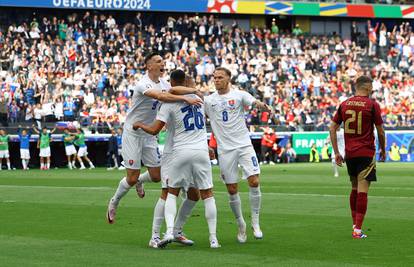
[355,192,368,230]
[350,189,358,225]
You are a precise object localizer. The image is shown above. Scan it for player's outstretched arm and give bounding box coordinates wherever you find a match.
[144,90,203,106]
[133,120,165,136]
[169,86,198,95]
[32,125,40,134]
[253,100,272,113]
[329,121,343,166]
[376,124,386,162]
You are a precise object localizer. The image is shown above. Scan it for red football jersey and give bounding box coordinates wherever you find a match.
[332,96,383,159]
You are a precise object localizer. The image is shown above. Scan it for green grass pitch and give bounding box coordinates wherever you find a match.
[1,163,413,267]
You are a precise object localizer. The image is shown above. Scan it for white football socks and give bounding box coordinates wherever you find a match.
[204,197,217,240]
[138,171,153,183]
[111,177,132,206]
[174,199,197,235]
[152,198,165,238]
[164,193,177,236]
[22,160,27,170]
[229,193,246,228]
[332,161,339,176]
[249,186,261,227]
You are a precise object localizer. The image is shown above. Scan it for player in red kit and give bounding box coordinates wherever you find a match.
[329,76,386,239]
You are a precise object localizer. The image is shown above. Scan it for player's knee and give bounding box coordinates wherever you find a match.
[160,188,168,200]
[248,175,260,188]
[226,184,238,195]
[148,167,161,182]
[187,188,200,201]
[126,170,140,185]
[200,189,213,200]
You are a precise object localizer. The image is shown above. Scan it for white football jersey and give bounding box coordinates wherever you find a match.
[124,74,171,137]
[204,89,256,153]
[156,95,208,151]
[162,122,175,155]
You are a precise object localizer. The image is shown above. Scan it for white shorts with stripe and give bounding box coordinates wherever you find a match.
[218,145,260,184]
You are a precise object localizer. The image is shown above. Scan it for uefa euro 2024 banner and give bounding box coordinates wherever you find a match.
[0,0,208,12]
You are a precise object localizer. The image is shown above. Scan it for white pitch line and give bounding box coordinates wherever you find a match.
[0,185,413,200]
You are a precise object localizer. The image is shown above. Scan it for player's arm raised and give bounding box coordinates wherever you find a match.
[144,89,202,106]
[252,100,272,112]
[329,121,343,166]
[133,120,165,136]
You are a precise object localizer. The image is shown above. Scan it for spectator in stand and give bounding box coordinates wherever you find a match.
[0,11,412,132]
[260,127,276,164]
[272,142,284,164]
[283,142,297,163]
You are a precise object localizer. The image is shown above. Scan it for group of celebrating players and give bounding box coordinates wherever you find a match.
[105,52,386,248]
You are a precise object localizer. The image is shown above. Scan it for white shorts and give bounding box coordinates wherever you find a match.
[161,152,172,189]
[218,146,260,184]
[65,145,77,156]
[39,147,51,157]
[77,146,88,157]
[122,133,161,170]
[0,150,9,158]
[20,149,30,159]
[168,149,213,191]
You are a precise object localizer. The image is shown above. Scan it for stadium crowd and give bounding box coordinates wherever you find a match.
[0,11,413,133]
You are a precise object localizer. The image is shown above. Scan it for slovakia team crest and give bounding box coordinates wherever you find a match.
[228,99,236,109]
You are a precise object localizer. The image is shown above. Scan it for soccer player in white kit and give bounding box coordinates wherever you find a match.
[330,128,345,177]
[143,72,202,248]
[106,53,202,224]
[133,69,219,249]
[205,67,271,243]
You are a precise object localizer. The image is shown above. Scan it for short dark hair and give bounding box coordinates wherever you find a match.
[215,67,232,79]
[144,52,161,65]
[170,69,186,86]
[355,75,372,91]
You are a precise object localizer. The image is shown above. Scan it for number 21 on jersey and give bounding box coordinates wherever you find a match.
[344,110,362,134]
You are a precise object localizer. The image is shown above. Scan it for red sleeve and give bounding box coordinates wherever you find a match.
[372,101,383,126]
[332,105,343,124]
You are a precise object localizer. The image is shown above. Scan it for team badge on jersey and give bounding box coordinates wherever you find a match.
[129,159,134,165]
[228,99,236,110]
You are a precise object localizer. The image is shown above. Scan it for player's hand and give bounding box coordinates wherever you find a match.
[185,96,203,107]
[379,150,386,162]
[208,147,216,160]
[132,122,142,131]
[195,90,204,100]
[335,154,344,167]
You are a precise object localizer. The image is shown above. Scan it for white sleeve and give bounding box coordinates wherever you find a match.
[135,83,151,95]
[204,97,211,117]
[156,103,172,123]
[240,90,256,106]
